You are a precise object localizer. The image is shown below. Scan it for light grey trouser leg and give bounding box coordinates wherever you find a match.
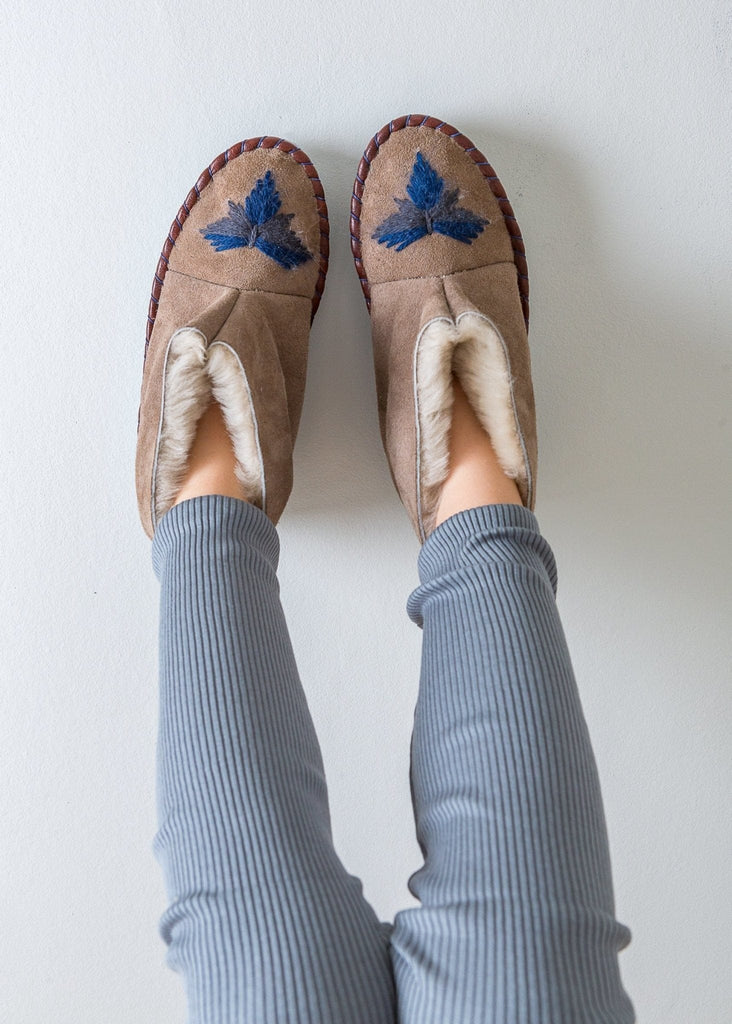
[152,495,634,1023]
[392,503,635,1023]
[152,495,396,1024]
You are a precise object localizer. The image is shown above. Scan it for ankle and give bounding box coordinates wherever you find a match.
[172,400,248,507]
[433,375,522,529]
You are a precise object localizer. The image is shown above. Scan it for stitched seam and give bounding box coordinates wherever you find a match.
[163,269,241,289]
[369,261,518,287]
[162,268,313,299]
[144,136,329,369]
[349,115,529,329]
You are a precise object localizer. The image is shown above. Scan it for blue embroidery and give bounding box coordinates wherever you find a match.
[372,152,489,252]
[201,170,312,269]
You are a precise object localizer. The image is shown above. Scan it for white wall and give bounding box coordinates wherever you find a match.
[1,1,730,1021]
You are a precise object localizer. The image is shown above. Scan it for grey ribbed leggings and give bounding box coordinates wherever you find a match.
[151,494,635,1023]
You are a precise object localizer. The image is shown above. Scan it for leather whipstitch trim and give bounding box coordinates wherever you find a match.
[372,151,489,251]
[349,115,529,332]
[200,169,315,268]
[144,137,330,369]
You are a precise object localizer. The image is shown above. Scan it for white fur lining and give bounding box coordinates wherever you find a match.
[151,329,265,528]
[414,311,527,539]
[206,341,265,512]
[152,328,211,525]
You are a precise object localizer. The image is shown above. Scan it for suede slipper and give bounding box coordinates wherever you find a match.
[350,114,536,542]
[135,137,329,539]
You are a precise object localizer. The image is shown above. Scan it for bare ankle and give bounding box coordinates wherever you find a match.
[172,400,248,506]
[433,375,521,528]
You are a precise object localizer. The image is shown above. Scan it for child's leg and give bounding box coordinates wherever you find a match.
[391,502,635,1023]
[152,494,395,1024]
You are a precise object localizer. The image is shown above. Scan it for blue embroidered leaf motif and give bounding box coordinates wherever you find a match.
[406,152,444,210]
[201,170,312,269]
[244,171,281,226]
[201,201,252,252]
[373,152,489,252]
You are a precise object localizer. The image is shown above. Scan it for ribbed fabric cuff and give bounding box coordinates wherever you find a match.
[409,503,558,625]
[151,494,278,580]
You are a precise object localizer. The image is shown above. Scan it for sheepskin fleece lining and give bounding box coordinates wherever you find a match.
[414,311,526,536]
[152,328,264,527]
[153,328,211,524]
[206,341,265,512]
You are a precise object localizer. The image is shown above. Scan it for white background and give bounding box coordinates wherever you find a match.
[1,1,730,1021]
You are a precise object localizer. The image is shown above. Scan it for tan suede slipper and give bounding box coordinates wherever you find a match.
[350,115,536,542]
[136,137,329,539]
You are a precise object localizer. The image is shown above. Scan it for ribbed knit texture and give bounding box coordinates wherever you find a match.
[152,495,635,1024]
[152,496,395,1024]
[395,503,634,1024]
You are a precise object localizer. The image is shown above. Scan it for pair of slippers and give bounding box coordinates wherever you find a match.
[135,115,537,542]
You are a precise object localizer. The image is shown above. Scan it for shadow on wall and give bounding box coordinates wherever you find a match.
[291,122,731,608]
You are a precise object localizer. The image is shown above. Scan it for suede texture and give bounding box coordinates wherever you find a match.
[443,265,537,513]
[358,125,537,541]
[136,149,321,539]
[168,149,321,297]
[359,126,514,286]
[209,289,312,526]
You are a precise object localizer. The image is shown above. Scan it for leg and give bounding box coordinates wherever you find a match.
[434,375,524,522]
[172,398,247,506]
[151,408,395,1023]
[391,379,635,1023]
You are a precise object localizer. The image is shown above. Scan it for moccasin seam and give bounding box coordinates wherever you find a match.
[162,267,314,300]
[350,115,529,329]
[368,261,518,289]
[143,136,329,376]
